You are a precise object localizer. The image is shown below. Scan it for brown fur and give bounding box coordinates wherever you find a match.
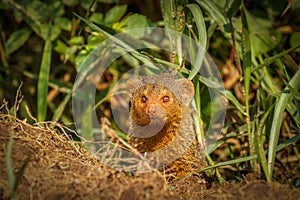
[126,73,207,180]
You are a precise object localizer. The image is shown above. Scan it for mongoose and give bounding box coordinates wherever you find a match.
[126,72,207,180]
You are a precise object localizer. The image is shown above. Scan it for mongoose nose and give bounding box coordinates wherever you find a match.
[148,104,157,115]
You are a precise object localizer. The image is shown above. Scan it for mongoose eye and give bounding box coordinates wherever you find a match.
[141,95,147,103]
[162,96,170,103]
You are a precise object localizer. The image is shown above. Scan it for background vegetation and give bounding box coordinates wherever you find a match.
[1,0,299,187]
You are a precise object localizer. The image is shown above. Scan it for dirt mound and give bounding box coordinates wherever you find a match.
[205,174,300,200]
[0,115,173,199]
[0,114,299,199]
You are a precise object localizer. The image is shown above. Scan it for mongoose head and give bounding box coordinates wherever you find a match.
[126,73,194,128]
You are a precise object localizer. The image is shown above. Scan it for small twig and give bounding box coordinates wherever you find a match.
[12,83,24,118]
[25,105,37,124]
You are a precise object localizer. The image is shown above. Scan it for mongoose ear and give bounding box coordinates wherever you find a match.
[176,79,195,104]
[126,77,142,97]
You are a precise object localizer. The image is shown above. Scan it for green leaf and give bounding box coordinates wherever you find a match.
[117,13,149,37]
[80,0,94,10]
[196,0,231,32]
[186,4,207,80]
[98,0,119,3]
[40,23,61,41]
[75,50,89,71]
[104,5,127,26]
[68,36,85,45]
[62,0,79,7]
[268,69,300,177]
[65,45,78,64]
[26,1,48,22]
[85,34,107,52]
[54,17,72,31]
[227,0,241,19]
[290,33,300,53]
[5,27,32,56]
[47,1,64,18]
[37,24,52,122]
[53,39,68,55]
[120,13,149,29]
[90,13,104,25]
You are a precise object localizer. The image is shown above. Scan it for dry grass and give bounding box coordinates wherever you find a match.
[0,113,173,199]
[0,100,299,199]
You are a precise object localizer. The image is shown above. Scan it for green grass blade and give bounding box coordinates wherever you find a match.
[13,155,31,198]
[285,82,300,100]
[199,132,300,173]
[82,103,93,142]
[275,132,300,151]
[160,0,176,41]
[198,154,257,172]
[241,5,251,119]
[286,100,300,127]
[222,90,245,114]
[199,76,245,114]
[268,69,300,177]
[251,44,300,73]
[186,3,207,80]
[241,5,254,169]
[206,124,248,154]
[205,152,225,182]
[74,13,157,70]
[254,105,274,182]
[227,0,242,19]
[52,92,72,122]
[192,75,204,147]
[161,1,186,65]
[196,0,231,32]
[4,134,28,199]
[48,79,72,94]
[285,81,300,127]
[5,135,15,198]
[37,24,52,121]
